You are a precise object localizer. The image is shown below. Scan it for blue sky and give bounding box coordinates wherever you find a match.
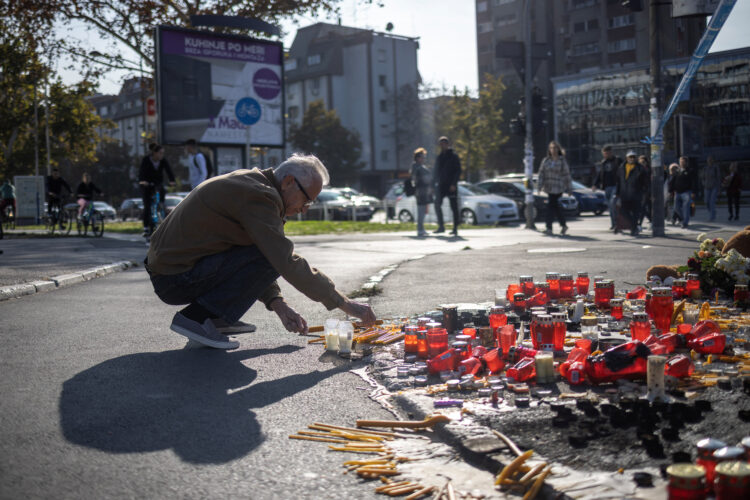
[60,0,750,95]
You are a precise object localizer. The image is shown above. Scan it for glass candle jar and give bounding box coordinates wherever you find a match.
[576,271,590,296]
[417,329,429,359]
[534,314,555,351]
[338,322,354,354]
[513,293,526,314]
[417,317,431,328]
[594,280,615,309]
[546,272,560,300]
[442,305,458,334]
[324,318,340,352]
[451,341,470,361]
[651,287,674,334]
[551,312,567,351]
[666,463,707,500]
[714,461,750,500]
[489,305,508,334]
[630,312,651,341]
[696,438,727,486]
[427,327,449,358]
[686,273,701,298]
[735,284,749,306]
[609,298,624,320]
[519,275,535,296]
[645,292,653,317]
[558,273,574,299]
[404,325,419,353]
[672,279,687,300]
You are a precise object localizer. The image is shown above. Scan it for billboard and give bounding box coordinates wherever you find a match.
[155,26,284,147]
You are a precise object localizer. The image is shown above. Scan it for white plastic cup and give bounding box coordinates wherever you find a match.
[338,322,354,354]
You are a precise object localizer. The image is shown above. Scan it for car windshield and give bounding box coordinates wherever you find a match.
[460,184,489,195]
[316,191,345,202]
[571,180,588,190]
[165,197,181,207]
[512,182,527,192]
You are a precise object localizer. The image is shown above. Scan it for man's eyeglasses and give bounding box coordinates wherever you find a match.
[294,177,314,207]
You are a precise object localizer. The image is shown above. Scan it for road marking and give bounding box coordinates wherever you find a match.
[527,247,586,254]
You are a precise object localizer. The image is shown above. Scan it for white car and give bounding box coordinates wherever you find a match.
[394,182,519,225]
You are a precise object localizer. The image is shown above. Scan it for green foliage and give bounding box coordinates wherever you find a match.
[289,100,365,185]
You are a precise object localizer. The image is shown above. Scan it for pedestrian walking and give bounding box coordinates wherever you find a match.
[144,154,376,349]
[185,139,208,190]
[672,156,697,228]
[615,151,648,236]
[139,143,176,236]
[638,155,652,228]
[593,145,622,231]
[538,140,572,236]
[703,156,721,221]
[724,161,742,221]
[410,147,433,237]
[665,163,679,224]
[432,136,461,236]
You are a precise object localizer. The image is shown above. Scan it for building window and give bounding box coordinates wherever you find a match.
[378,74,386,87]
[284,58,297,71]
[496,13,517,26]
[477,1,488,13]
[311,78,320,96]
[378,49,387,62]
[380,99,387,112]
[608,14,634,29]
[99,106,108,116]
[381,150,389,161]
[572,42,600,56]
[607,38,636,53]
[288,106,299,119]
[307,54,321,66]
[478,22,492,33]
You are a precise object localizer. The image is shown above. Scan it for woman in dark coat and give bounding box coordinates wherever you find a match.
[410,147,433,237]
[725,162,742,221]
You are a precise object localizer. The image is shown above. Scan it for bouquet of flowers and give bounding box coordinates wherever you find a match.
[680,233,750,295]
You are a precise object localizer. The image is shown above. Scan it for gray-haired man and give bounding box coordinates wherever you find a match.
[145,154,376,349]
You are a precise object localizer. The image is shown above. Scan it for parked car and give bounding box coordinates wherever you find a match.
[393,182,519,225]
[164,195,183,215]
[302,189,374,221]
[330,187,382,212]
[475,177,579,220]
[118,198,143,221]
[383,180,407,219]
[570,180,607,215]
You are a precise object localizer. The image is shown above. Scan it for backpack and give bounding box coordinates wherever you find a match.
[404,177,416,196]
[194,151,214,178]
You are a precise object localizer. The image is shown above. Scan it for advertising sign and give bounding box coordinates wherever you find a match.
[156,26,284,147]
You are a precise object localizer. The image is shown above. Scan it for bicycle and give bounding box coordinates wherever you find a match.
[45,197,71,235]
[143,183,166,239]
[76,199,105,237]
[2,203,15,231]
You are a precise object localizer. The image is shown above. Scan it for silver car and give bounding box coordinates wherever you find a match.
[393,182,519,225]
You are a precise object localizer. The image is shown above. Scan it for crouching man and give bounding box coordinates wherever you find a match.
[144,154,376,349]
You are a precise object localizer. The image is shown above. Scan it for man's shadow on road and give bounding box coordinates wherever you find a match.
[59,345,346,464]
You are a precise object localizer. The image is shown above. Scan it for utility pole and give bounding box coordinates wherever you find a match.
[523,0,535,230]
[649,0,665,237]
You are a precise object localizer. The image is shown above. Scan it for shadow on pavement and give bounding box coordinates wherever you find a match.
[59,345,345,464]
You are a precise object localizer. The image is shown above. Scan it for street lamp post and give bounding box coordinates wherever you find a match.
[523,0,536,230]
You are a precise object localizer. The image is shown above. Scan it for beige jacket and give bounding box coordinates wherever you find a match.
[146,168,345,310]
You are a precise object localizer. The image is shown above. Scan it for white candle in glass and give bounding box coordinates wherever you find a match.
[324,318,340,351]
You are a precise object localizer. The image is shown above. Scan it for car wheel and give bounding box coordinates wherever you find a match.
[594,209,605,216]
[398,209,414,223]
[461,209,477,226]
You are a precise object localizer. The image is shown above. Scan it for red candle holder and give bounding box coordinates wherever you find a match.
[533,314,555,351]
[696,438,726,486]
[513,293,526,313]
[506,283,522,302]
[482,348,505,374]
[417,329,429,359]
[489,306,507,334]
[427,328,449,358]
[672,279,687,300]
[686,273,701,298]
[545,272,560,300]
[576,272,590,295]
[651,287,674,334]
[609,298,624,320]
[404,325,419,353]
[594,280,615,309]
[735,284,749,306]
[519,275,535,296]
[551,312,566,351]
[666,464,707,500]
[630,312,651,341]
[498,324,517,356]
[558,273,574,299]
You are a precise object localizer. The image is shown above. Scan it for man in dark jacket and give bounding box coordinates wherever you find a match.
[672,156,697,228]
[433,136,462,235]
[615,151,648,236]
[45,168,72,216]
[593,145,622,231]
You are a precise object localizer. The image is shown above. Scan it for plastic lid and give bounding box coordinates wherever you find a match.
[736,284,748,291]
[559,273,573,280]
[577,271,588,277]
[652,287,672,296]
[609,298,624,305]
[697,437,727,452]
[514,293,526,300]
[595,280,614,288]
[581,315,598,326]
[535,281,549,288]
[687,273,699,280]
[632,312,650,322]
[741,436,750,449]
[538,314,553,325]
[551,312,567,320]
[519,275,533,282]
[667,463,706,479]
[491,306,506,314]
[715,461,750,478]
[673,279,687,286]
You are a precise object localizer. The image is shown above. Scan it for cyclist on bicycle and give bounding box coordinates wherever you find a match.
[1,179,15,219]
[139,143,175,236]
[75,172,103,219]
[46,168,72,218]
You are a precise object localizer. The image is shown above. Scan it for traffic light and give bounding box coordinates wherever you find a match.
[621,0,643,12]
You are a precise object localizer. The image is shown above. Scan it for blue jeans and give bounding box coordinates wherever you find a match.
[675,191,692,227]
[704,187,718,220]
[147,246,280,323]
[605,186,617,227]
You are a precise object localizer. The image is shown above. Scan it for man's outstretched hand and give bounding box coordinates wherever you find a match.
[270,299,308,334]
[339,298,376,326]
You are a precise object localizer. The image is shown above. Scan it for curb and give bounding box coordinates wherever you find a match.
[0,260,135,302]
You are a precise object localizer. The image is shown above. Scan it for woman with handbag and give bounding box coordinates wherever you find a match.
[410,147,433,237]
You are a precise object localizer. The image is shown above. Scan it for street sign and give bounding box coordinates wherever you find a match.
[146,96,157,124]
[235,97,261,126]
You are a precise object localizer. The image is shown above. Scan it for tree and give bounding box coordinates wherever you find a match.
[289,100,365,185]
[3,0,350,76]
[0,22,105,180]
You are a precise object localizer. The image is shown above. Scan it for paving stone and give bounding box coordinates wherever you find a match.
[31,280,57,293]
[0,283,37,301]
[51,273,84,287]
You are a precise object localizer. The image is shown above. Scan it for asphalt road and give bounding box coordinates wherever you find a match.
[0,212,746,499]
